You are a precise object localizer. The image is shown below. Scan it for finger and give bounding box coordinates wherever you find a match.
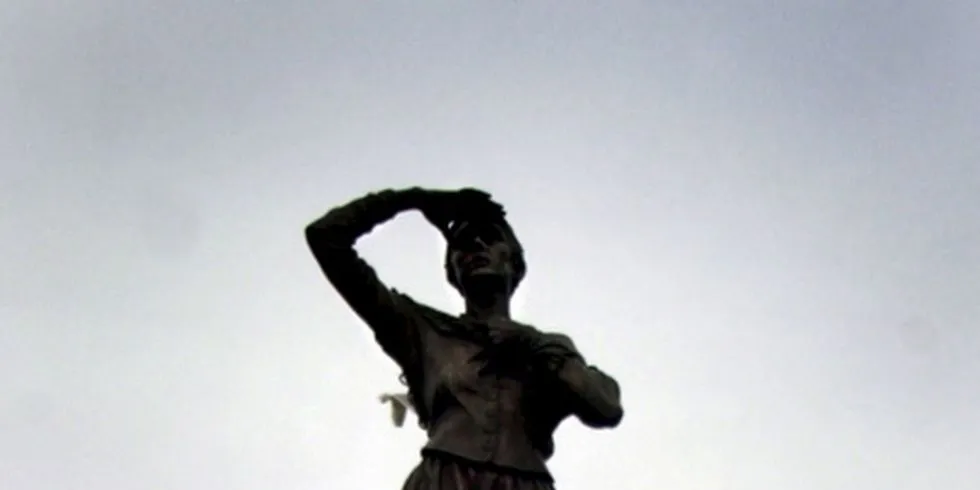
[465,200,506,221]
[480,198,506,215]
[459,191,498,212]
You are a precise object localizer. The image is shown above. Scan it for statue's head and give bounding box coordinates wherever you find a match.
[443,215,526,299]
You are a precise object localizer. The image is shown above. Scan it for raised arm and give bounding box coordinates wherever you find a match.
[535,333,624,429]
[304,188,423,367]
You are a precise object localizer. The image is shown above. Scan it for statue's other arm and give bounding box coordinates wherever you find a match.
[304,189,422,368]
[537,333,624,429]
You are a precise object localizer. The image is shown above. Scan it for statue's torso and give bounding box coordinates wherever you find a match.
[406,303,567,476]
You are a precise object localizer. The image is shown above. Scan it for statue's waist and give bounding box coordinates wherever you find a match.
[423,409,550,476]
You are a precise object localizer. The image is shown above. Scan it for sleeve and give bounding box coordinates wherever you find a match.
[305,189,422,369]
[533,333,624,429]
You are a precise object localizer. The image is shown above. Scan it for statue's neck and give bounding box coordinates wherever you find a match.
[462,301,510,321]
[461,281,511,320]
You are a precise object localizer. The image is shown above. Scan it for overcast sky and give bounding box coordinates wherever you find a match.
[2,1,978,489]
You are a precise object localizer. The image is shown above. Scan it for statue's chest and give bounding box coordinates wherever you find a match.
[424,333,484,395]
[416,316,529,407]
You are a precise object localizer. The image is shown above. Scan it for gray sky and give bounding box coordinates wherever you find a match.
[2,1,978,489]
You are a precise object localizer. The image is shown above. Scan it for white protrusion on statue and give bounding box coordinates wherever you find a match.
[378,392,415,427]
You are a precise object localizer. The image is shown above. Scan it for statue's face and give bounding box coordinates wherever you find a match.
[448,220,516,292]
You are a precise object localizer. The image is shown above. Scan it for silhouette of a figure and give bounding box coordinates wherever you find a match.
[305,188,623,489]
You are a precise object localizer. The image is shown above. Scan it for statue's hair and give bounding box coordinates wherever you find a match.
[442,217,526,294]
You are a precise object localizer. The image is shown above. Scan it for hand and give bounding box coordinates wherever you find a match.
[410,188,505,239]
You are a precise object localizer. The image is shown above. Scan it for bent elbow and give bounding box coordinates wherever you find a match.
[304,223,328,258]
[305,218,346,253]
[580,401,624,429]
[602,403,625,428]
[304,220,329,245]
[304,222,350,275]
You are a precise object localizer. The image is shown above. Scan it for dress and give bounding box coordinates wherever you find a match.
[401,453,554,490]
[305,190,624,489]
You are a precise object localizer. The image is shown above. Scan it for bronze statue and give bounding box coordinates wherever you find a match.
[305,188,623,490]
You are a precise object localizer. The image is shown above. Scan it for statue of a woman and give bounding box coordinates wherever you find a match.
[305,187,623,490]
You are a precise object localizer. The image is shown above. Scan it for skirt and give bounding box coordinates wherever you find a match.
[402,452,555,490]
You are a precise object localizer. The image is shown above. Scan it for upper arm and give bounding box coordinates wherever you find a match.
[561,360,624,428]
[536,332,624,428]
[526,365,622,447]
[305,226,420,370]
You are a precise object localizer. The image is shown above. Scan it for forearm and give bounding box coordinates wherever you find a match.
[554,358,623,428]
[303,188,423,359]
[305,188,422,249]
[533,333,624,428]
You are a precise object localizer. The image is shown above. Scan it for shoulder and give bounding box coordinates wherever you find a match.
[389,289,457,326]
[510,318,579,352]
[539,332,578,351]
